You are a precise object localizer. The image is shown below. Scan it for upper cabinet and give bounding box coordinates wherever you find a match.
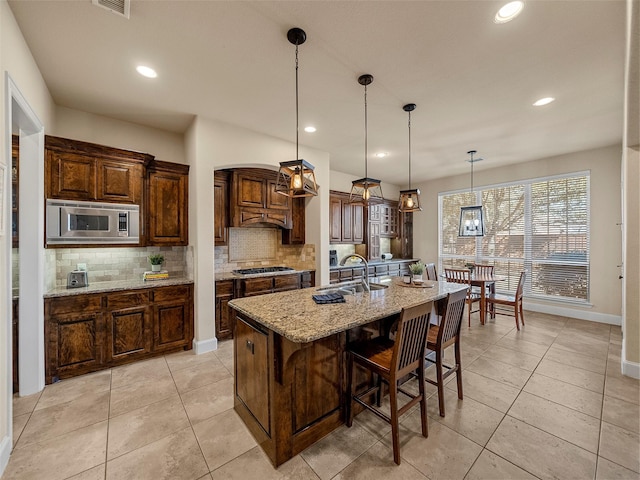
[45,135,149,205]
[329,191,364,245]
[214,170,230,246]
[230,169,292,229]
[146,161,189,246]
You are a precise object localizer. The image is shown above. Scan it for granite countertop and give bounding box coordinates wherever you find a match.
[330,258,420,270]
[44,277,194,298]
[215,268,315,282]
[228,277,467,344]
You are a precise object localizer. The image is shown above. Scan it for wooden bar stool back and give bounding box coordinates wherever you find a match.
[425,288,467,417]
[346,301,432,465]
[444,268,480,326]
[486,270,526,330]
[425,263,438,281]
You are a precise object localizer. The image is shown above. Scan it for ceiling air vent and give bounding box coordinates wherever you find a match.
[92,0,130,19]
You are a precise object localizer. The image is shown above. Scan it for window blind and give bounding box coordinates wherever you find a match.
[438,172,590,303]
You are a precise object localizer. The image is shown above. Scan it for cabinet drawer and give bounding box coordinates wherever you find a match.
[153,285,191,302]
[329,271,340,284]
[339,268,354,280]
[352,267,365,279]
[375,265,389,275]
[240,277,274,296]
[273,274,300,291]
[215,280,234,296]
[107,291,150,310]
[48,295,102,316]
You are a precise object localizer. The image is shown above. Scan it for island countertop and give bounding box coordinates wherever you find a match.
[228,278,467,343]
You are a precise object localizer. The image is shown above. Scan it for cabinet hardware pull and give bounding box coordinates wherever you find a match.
[246,340,254,354]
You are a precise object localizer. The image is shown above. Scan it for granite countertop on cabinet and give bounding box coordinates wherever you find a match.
[329,258,420,270]
[44,277,194,298]
[215,268,315,282]
[229,277,467,344]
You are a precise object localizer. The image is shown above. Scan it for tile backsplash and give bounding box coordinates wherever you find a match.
[46,246,193,288]
[215,228,315,273]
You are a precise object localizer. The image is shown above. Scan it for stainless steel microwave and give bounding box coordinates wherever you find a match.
[46,199,140,245]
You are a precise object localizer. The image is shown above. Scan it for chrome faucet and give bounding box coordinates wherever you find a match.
[339,253,370,292]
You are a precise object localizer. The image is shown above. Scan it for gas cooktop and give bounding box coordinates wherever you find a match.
[233,266,295,275]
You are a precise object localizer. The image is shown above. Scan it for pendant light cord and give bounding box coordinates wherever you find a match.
[295,42,299,161]
[364,82,368,180]
[408,110,412,189]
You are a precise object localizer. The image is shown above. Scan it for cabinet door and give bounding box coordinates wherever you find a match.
[341,201,353,242]
[266,178,291,211]
[235,316,270,434]
[214,172,229,246]
[48,312,104,381]
[238,277,274,297]
[329,195,342,243]
[106,291,152,362]
[215,280,234,340]
[352,204,364,243]
[152,286,193,351]
[282,197,305,245]
[97,160,140,204]
[273,274,300,292]
[236,173,266,208]
[11,136,18,248]
[369,221,381,260]
[47,150,96,200]
[148,169,188,245]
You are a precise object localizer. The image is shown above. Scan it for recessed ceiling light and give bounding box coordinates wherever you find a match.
[136,65,157,78]
[494,1,524,23]
[375,152,388,158]
[304,126,316,133]
[533,97,555,106]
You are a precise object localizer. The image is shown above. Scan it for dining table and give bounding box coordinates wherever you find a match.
[442,271,507,326]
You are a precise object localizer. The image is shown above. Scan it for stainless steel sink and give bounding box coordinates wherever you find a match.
[316,281,388,296]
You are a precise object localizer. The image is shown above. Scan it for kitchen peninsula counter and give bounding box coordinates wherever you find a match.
[44,277,194,298]
[228,279,466,467]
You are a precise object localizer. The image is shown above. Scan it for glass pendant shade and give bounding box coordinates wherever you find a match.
[275,159,318,197]
[398,103,422,212]
[458,205,485,236]
[277,27,318,198]
[459,150,485,237]
[399,188,421,212]
[349,74,383,205]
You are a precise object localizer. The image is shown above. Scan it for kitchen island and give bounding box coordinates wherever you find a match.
[228,277,467,466]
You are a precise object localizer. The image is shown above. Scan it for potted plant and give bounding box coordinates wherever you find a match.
[409,261,426,282]
[148,253,165,272]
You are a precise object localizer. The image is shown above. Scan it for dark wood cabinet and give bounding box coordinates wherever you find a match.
[11,136,19,248]
[235,315,270,434]
[45,283,194,383]
[329,191,364,244]
[380,202,399,238]
[215,280,235,340]
[329,260,414,284]
[282,197,305,245]
[12,298,19,393]
[45,135,149,205]
[147,160,189,246]
[214,171,230,246]
[231,169,291,229]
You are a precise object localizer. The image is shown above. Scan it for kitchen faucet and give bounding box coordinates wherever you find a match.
[339,254,370,292]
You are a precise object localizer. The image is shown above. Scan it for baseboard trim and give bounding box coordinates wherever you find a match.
[0,434,11,477]
[523,301,622,326]
[621,344,640,379]
[193,337,217,355]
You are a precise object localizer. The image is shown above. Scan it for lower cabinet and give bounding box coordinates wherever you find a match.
[215,280,235,341]
[45,283,194,383]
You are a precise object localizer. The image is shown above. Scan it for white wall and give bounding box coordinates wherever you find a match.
[1,0,56,473]
[413,144,623,322]
[54,106,185,163]
[329,169,401,198]
[186,115,330,351]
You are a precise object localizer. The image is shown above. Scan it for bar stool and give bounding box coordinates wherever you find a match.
[346,301,432,465]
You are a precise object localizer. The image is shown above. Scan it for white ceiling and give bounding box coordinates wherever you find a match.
[8,0,626,185]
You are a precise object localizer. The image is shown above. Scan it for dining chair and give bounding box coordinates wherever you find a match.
[485,271,526,330]
[346,301,431,465]
[472,263,495,308]
[424,288,467,417]
[444,268,480,326]
[425,263,438,281]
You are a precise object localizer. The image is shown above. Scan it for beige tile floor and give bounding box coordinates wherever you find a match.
[5,311,640,480]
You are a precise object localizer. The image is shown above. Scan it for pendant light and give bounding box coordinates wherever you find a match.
[398,103,422,212]
[349,74,383,205]
[458,150,485,236]
[275,27,318,198]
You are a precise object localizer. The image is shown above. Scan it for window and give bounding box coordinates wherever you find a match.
[439,172,590,303]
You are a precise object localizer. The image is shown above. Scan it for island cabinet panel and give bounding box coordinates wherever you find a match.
[235,315,270,435]
[45,283,193,383]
